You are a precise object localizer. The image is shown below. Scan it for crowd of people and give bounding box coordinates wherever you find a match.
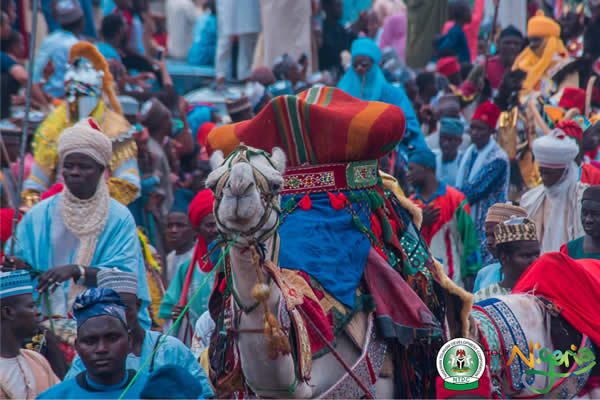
[1,0,600,398]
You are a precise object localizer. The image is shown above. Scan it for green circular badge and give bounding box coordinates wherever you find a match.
[437,338,486,391]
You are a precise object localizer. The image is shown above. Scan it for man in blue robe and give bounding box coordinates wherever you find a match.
[4,118,152,328]
[37,288,144,398]
[65,270,213,398]
[337,37,428,175]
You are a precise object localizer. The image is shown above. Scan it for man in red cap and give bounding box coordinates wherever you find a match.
[158,189,218,345]
[556,120,600,185]
[436,56,462,87]
[456,101,510,264]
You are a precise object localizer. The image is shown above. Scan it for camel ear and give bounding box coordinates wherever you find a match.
[270,147,287,174]
[210,150,225,170]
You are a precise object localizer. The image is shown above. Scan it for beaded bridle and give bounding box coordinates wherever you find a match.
[211,144,282,245]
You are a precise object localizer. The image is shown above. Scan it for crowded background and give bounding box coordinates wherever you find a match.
[1,0,600,398]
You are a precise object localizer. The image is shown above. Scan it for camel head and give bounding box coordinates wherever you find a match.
[206,144,287,245]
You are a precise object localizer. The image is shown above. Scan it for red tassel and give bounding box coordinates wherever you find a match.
[298,194,312,210]
[219,277,227,294]
[88,118,100,131]
[328,192,347,210]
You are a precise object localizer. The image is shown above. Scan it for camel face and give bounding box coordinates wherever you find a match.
[206,146,287,243]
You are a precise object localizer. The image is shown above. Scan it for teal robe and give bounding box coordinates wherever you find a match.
[11,194,152,328]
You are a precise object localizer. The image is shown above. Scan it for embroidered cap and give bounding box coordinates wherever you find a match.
[96,268,137,295]
[0,270,33,299]
[73,288,127,329]
[485,203,528,224]
[494,216,538,245]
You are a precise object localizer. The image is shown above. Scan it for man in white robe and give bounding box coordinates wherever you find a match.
[520,129,588,254]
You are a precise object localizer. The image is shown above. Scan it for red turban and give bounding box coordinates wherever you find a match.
[196,122,216,148]
[558,87,586,114]
[472,101,501,129]
[437,57,461,78]
[513,252,600,347]
[555,120,584,141]
[186,189,215,275]
[188,189,215,228]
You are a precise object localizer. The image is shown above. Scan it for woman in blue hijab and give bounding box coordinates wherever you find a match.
[337,37,427,161]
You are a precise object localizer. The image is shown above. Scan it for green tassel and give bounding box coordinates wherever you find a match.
[381,214,394,244]
[352,215,378,244]
[367,190,384,211]
[283,198,297,213]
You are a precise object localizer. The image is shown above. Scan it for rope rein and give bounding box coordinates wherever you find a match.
[118,233,240,400]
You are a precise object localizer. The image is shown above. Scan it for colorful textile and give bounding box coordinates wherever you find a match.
[0,270,33,299]
[364,248,442,345]
[486,55,508,90]
[456,140,510,264]
[436,57,460,78]
[10,194,152,328]
[560,237,600,260]
[279,191,373,307]
[473,262,502,293]
[494,216,538,244]
[513,252,600,347]
[187,12,217,66]
[472,101,501,129]
[207,87,406,166]
[410,183,482,286]
[73,288,127,328]
[65,329,211,393]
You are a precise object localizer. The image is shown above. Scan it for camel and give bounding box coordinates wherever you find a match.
[205,143,599,399]
[205,145,397,398]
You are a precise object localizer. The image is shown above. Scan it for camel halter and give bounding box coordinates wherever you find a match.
[212,144,281,244]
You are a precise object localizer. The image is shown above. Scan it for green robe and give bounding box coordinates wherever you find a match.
[405,0,448,69]
[562,237,600,260]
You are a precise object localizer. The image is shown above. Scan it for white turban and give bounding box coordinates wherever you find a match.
[58,118,112,167]
[532,129,579,168]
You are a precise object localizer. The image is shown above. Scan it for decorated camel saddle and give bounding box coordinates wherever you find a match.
[440,252,600,399]
[203,87,472,398]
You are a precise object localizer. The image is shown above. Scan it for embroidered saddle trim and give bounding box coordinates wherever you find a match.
[282,160,378,195]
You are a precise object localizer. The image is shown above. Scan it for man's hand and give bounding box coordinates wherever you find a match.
[2,256,30,271]
[36,265,79,293]
[172,304,185,320]
[422,205,441,227]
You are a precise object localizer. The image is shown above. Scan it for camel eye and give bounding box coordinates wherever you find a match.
[271,183,281,192]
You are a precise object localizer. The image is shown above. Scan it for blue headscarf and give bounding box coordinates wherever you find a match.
[408,148,437,170]
[337,38,387,101]
[73,288,128,329]
[439,117,464,136]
